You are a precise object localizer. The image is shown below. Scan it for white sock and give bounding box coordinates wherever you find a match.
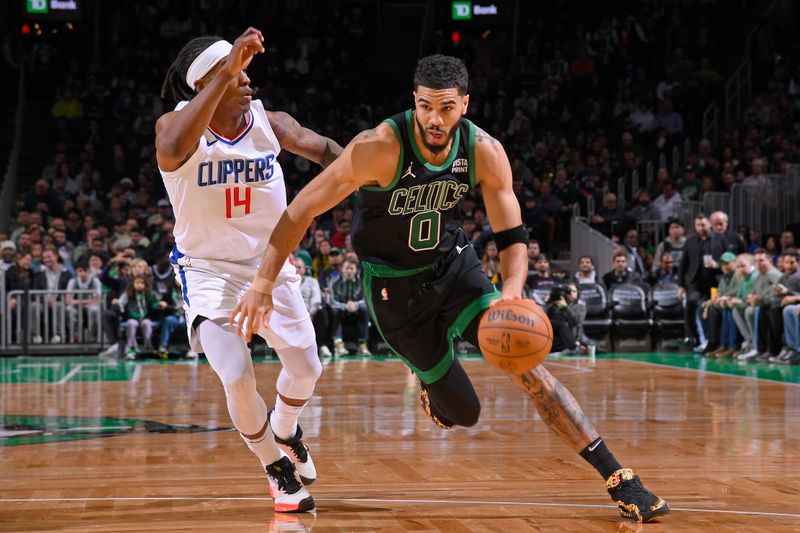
[271,396,305,441]
[240,424,282,468]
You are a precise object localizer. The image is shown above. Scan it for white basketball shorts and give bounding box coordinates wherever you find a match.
[169,247,314,353]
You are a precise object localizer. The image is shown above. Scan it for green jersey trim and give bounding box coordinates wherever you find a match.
[362,117,404,192]
[405,109,462,172]
[467,120,477,188]
[362,260,434,278]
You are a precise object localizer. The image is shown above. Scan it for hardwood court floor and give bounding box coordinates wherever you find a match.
[1,354,799,532]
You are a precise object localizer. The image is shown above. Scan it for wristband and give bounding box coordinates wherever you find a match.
[251,276,274,295]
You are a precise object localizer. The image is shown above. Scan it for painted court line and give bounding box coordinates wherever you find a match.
[56,364,83,384]
[0,496,797,519]
[610,357,800,386]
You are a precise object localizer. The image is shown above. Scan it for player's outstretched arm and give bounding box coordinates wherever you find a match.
[155,27,265,172]
[230,124,399,340]
[474,127,527,300]
[268,111,344,169]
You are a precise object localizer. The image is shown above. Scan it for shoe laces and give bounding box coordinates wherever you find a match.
[266,458,302,494]
[275,425,309,462]
[607,469,655,505]
[284,438,309,463]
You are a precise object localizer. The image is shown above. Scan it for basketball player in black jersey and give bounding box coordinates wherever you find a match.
[232,55,669,523]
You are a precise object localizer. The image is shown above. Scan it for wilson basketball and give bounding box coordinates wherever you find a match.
[477,299,552,373]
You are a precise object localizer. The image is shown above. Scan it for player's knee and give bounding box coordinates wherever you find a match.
[224,372,257,403]
[281,345,323,380]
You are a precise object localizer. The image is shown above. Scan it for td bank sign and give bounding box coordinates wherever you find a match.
[26,0,78,14]
[452,2,499,20]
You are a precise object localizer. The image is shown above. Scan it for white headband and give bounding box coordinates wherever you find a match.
[185,40,233,91]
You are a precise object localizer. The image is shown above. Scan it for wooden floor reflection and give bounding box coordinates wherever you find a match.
[1,356,799,532]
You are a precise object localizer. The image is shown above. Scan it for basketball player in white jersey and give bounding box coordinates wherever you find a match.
[155,28,341,513]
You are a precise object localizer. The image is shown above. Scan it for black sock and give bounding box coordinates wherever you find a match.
[579,437,623,480]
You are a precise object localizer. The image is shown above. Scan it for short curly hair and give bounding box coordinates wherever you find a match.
[413,54,468,95]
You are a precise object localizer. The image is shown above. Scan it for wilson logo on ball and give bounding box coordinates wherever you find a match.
[487,309,537,328]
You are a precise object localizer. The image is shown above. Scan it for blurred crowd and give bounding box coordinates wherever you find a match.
[2,1,800,362]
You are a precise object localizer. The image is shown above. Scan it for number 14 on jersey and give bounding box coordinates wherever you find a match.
[226,186,251,218]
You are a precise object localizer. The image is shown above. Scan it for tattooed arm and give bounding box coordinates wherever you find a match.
[268,110,343,168]
[508,365,599,451]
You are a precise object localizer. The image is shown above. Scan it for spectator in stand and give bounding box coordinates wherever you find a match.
[150,256,174,299]
[780,230,795,253]
[72,229,99,264]
[331,218,351,250]
[158,284,188,360]
[319,246,344,290]
[678,214,725,346]
[537,182,563,247]
[727,253,758,358]
[526,254,553,292]
[736,250,782,361]
[754,249,800,362]
[590,192,625,240]
[97,250,136,356]
[1,240,16,271]
[65,261,102,341]
[678,165,700,201]
[704,252,741,357]
[654,98,684,138]
[602,248,642,288]
[653,181,682,222]
[526,240,541,274]
[31,250,73,344]
[25,179,64,217]
[128,227,149,258]
[118,274,167,359]
[709,211,745,254]
[625,189,659,226]
[545,284,585,354]
[629,101,655,133]
[52,228,75,275]
[622,229,647,277]
[653,219,687,272]
[780,281,800,365]
[574,255,600,286]
[764,237,780,266]
[296,259,330,358]
[743,158,769,189]
[551,168,578,214]
[481,240,501,284]
[329,258,370,357]
[647,253,678,286]
[5,253,34,340]
[312,240,332,279]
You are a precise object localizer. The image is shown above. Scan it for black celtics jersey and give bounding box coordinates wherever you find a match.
[351,109,476,269]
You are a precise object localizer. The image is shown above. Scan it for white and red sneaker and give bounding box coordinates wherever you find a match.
[269,408,317,485]
[265,456,315,513]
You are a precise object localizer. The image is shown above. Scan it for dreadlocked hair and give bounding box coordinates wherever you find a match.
[161,35,224,103]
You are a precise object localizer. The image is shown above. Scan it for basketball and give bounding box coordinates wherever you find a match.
[477,299,552,373]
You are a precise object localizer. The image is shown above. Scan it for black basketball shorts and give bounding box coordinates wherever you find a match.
[362,234,499,384]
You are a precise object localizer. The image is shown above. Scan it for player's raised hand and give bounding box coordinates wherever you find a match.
[230,288,273,342]
[224,27,265,77]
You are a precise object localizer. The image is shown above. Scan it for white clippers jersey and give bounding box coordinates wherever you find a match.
[160,99,286,262]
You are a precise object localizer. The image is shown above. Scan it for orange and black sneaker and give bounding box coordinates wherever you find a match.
[265,456,315,513]
[606,468,669,523]
[419,381,455,430]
